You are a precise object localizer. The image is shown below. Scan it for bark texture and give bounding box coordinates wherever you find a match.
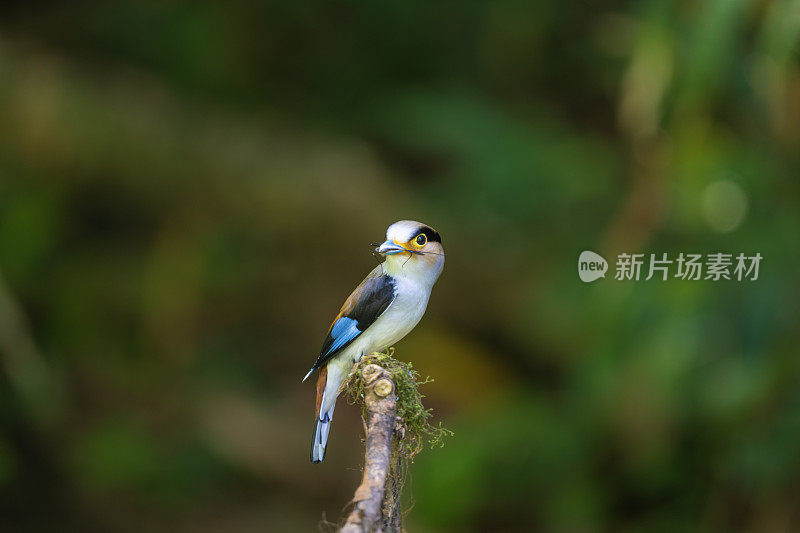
[340,364,398,533]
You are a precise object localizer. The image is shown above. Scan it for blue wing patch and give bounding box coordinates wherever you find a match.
[325,317,361,356]
[303,271,396,382]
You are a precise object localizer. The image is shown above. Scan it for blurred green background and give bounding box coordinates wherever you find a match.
[1,1,799,531]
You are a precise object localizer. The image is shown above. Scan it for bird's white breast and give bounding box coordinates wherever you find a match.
[343,276,431,362]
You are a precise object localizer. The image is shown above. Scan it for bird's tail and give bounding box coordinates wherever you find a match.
[311,411,333,463]
[311,366,336,463]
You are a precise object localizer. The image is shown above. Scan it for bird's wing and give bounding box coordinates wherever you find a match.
[302,265,396,381]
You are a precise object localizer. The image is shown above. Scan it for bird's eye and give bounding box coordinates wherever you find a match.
[415,234,427,246]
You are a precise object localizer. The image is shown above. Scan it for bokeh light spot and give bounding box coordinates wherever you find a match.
[702,179,748,233]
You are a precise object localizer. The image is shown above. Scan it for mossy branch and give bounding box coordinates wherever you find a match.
[344,349,453,460]
[340,363,397,533]
[337,350,453,533]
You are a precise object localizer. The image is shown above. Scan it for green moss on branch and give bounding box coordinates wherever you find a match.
[342,348,453,461]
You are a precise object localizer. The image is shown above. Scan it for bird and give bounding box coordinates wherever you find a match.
[303,220,445,463]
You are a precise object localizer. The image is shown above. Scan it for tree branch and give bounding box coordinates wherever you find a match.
[340,364,398,533]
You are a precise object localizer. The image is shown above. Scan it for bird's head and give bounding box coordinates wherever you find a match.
[375,220,445,283]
